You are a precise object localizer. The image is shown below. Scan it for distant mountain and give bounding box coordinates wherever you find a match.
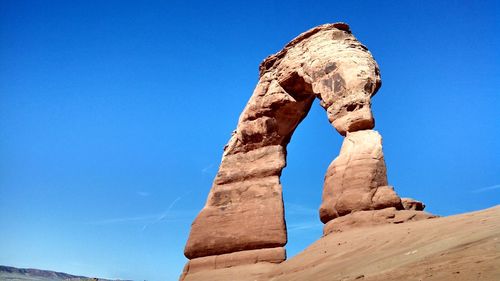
[0,266,130,281]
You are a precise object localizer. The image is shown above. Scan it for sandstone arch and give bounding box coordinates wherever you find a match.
[182,23,406,275]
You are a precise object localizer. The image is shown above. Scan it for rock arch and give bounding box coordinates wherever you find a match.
[181,23,407,276]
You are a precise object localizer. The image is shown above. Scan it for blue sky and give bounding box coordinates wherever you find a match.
[0,1,498,280]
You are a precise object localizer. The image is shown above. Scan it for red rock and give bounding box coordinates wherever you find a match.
[180,207,499,281]
[179,22,454,281]
[401,198,426,211]
[184,175,287,259]
[185,22,384,262]
[319,130,403,223]
[180,247,286,279]
[323,207,438,235]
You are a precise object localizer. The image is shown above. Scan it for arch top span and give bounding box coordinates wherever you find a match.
[225,22,381,160]
[181,23,403,278]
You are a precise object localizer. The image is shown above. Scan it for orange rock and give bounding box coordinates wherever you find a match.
[401,197,426,211]
[181,247,286,279]
[185,22,388,265]
[319,130,403,223]
[323,207,438,235]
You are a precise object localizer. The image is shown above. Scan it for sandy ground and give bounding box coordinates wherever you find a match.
[183,205,500,281]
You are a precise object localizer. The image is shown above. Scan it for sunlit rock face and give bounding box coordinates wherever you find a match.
[401,197,426,211]
[319,130,403,224]
[182,23,409,279]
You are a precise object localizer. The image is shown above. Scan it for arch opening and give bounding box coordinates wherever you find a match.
[280,98,342,258]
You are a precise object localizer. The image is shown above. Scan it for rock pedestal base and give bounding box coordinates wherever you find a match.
[319,130,403,223]
[179,247,286,280]
[323,207,438,235]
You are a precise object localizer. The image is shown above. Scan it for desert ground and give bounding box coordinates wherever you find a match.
[183,205,500,281]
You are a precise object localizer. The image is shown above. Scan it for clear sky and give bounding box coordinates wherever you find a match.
[0,1,498,280]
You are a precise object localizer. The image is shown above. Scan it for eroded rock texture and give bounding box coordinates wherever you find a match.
[323,207,438,235]
[319,130,403,223]
[402,198,426,211]
[183,22,414,279]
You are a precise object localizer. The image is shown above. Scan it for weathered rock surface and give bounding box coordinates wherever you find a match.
[180,247,285,279]
[323,207,438,235]
[181,22,431,281]
[181,206,500,281]
[402,197,426,211]
[184,168,287,259]
[319,130,403,223]
[184,22,383,263]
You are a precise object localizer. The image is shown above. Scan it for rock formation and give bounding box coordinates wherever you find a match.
[182,206,500,281]
[181,23,435,279]
[319,130,403,223]
[401,197,426,211]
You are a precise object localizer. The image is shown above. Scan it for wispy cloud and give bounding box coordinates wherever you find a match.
[285,202,322,232]
[87,210,194,226]
[88,214,160,225]
[287,221,323,232]
[471,184,500,193]
[137,191,150,197]
[201,163,215,174]
[141,190,195,231]
[141,196,182,231]
[285,202,318,216]
[87,192,195,229]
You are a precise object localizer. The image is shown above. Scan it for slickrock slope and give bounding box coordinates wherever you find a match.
[182,205,500,281]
